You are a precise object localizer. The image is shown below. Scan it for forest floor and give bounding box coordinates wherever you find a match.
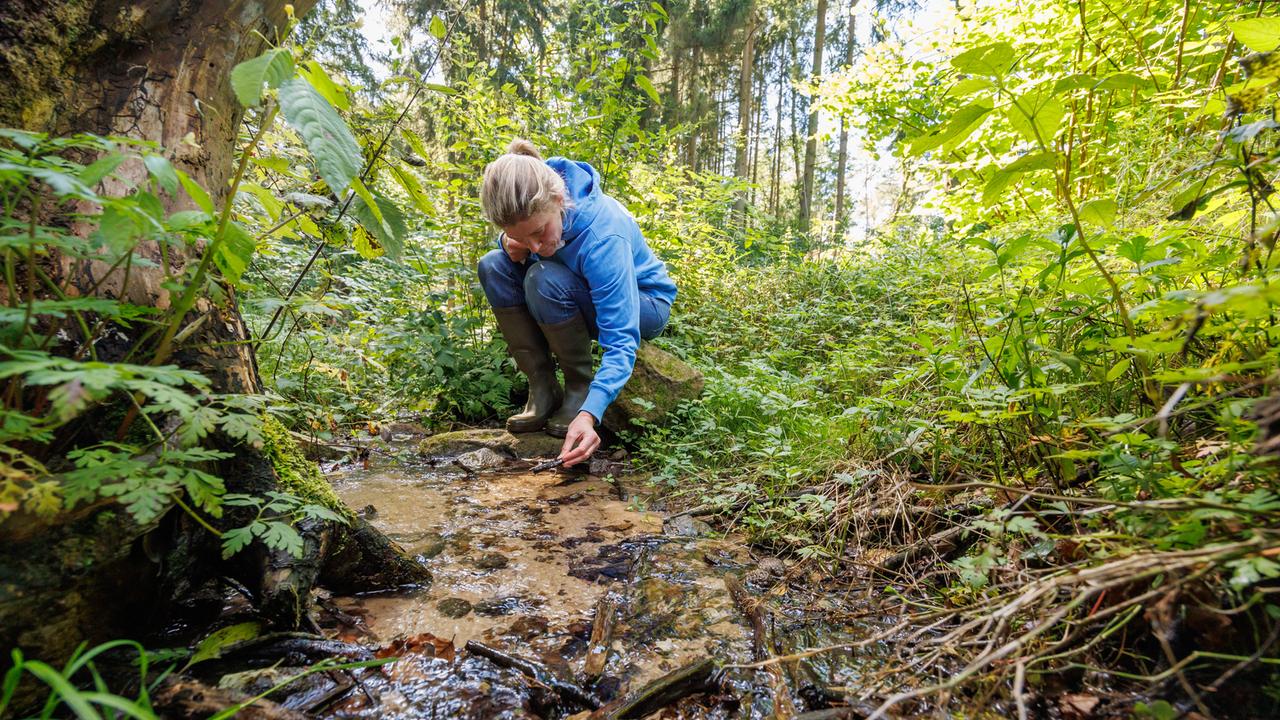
[309,433,890,719]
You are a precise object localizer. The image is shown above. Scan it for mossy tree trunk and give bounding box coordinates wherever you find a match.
[0,0,427,680]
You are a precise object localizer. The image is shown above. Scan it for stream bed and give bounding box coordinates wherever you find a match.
[313,440,888,719]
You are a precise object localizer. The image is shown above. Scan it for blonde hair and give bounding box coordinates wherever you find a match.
[480,139,568,227]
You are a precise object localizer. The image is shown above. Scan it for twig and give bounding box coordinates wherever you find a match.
[464,640,600,710]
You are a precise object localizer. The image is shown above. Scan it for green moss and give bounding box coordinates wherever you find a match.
[260,415,348,517]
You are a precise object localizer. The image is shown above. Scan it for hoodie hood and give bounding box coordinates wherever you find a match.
[548,157,602,245]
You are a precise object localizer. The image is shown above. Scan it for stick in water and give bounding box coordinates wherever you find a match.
[531,457,565,473]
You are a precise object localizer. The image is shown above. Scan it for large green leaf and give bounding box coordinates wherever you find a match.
[952,42,1016,77]
[277,78,363,194]
[299,60,349,111]
[1230,17,1280,53]
[352,190,407,262]
[1079,198,1117,228]
[230,48,295,108]
[1006,88,1064,144]
[635,74,662,105]
[907,100,992,156]
[214,222,255,285]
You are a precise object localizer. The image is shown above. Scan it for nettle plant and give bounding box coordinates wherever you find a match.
[0,26,389,557]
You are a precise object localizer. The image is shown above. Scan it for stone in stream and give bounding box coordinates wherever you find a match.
[417,429,565,459]
[453,447,512,472]
[474,552,509,570]
[437,597,473,618]
[602,342,704,434]
[663,514,713,537]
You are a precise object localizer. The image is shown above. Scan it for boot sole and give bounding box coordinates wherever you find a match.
[507,417,549,433]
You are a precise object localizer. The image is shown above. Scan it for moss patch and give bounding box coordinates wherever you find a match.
[260,415,347,517]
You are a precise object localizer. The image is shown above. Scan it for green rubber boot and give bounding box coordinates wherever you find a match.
[493,305,562,433]
[540,313,595,438]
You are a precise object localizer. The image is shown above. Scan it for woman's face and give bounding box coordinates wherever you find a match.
[502,204,564,257]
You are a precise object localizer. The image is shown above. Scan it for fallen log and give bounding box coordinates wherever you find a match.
[597,657,719,719]
[584,595,618,682]
[465,640,601,710]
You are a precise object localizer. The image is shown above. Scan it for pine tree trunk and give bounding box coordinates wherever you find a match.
[800,0,828,234]
[834,2,859,230]
[733,13,759,220]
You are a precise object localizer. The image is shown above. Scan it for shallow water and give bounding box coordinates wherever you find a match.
[320,450,884,718]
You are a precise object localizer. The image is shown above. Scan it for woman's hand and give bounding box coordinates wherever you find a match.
[559,411,600,467]
[501,233,531,263]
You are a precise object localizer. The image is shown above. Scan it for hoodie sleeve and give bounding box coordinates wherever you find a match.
[578,234,640,422]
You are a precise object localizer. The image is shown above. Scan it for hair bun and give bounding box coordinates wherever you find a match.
[506,138,542,160]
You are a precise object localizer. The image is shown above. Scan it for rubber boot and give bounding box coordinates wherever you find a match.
[493,305,562,433]
[540,313,595,438]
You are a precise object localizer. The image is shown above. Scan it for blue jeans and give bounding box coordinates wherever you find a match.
[477,249,670,339]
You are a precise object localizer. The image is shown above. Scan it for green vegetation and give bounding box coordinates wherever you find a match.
[3,0,1279,715]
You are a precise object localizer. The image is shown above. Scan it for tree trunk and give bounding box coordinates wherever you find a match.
[834,2,859,231]
[771,44,785,216]
[0,0,427,688]
[800,0,829,234]
[732,12,759,221]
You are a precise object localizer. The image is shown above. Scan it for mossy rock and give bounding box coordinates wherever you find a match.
[603,343,704,434]
[417,429,564,459]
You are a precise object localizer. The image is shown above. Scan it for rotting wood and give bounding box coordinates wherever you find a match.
[465,640,602,710]
[597,657,719,719]
[584,594,618,682]
[872,524,969,573]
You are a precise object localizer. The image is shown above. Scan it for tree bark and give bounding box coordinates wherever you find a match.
[732,10,759,221]
[834,2,859,231]
[0,0,427,688]
[800,0,829,234]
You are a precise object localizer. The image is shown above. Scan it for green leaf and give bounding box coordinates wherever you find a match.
[1078,198,1117,228]
[947,77,992,97]
[982,170,1014,206]
[187,622,261,667]
[230,48,295,107]
[907,100,992,156]
[634,75,661,104]
[1230,17,1280,53]
[1106,358,1132,382]
[1007,88,1065,144]
[213,222,254,285]
[262,521,304,557]
[176,169,214,214]
[277,78,363,194]
[95,206,138,253]
[299,60,349,111]
[351,187,407,262]
[79,154,124,187]
[429,15,447,39]
[951,42,1016,77]
[142,154,179,194]
[425,82,458,95]
[1003,151,1059,173]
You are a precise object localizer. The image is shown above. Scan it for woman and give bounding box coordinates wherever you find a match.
[477,139,677,467]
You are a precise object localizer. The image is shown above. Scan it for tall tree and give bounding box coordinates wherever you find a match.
[799,0,828,233]
[834,0,859,229]
[733,5,760,219]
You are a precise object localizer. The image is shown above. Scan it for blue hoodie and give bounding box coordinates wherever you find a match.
[524,157,677,422]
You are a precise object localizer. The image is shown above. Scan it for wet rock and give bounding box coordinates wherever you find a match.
[454,447,512,472]
[664,514,713,537]
[602,343,704,433]
[217,666,342,710]
[475,552,510,570]
[358,504,377,519]
[417,429,564,459]
[437,597,473,618]
[569,543,634,582]
[418,535,448,559]
[474,596,539,616]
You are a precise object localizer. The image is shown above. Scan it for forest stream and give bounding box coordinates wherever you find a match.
[290,436,890,719]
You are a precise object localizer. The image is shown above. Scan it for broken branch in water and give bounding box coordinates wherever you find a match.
[725,575,799,718]
[598,657,720,719]
[464,640,601,710]
[584,594,618,682]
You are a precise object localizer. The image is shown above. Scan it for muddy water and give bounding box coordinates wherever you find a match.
[321,450,882,719]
